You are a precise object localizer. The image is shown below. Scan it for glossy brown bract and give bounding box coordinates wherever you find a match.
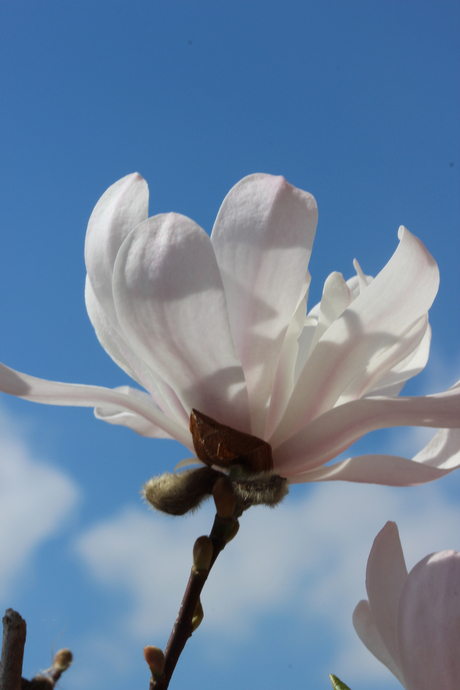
[190,409,274,473]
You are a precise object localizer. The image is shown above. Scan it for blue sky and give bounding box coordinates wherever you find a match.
[0,1,459,689]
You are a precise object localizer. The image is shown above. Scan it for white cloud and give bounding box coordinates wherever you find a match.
[0,405,81,599]
[74,477,460,688]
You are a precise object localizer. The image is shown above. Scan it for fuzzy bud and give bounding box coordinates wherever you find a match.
[193,536,214,571]
[142,467,221,515]
[212,476,236,518]
[144,646,165,679]
[53,648,73,672]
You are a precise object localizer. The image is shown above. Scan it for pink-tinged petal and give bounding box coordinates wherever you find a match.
[308,271,352,353]
[0,362,192,449]
[273,381,460,476]
[94,387,174,439]
[397,550,460,690]
[264,281,310,439]
[365,323,431,398]
[85,173,149,325]
[337,315,429,405]
[287,453,457,486]
[211,173,317,437]
[272,227,440,446]
[112,213,251,433]
[86,278,189,426]
[364,522,407,672]
[352,600,405,684]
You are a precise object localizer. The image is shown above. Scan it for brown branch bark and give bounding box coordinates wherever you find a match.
[0,609,27,690]
[151,513,238,690]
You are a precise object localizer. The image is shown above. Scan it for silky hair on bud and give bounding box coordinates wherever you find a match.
[230,472,289,508]
[142,467,222,516]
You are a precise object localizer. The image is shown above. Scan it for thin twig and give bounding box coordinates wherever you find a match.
[151,513,237,690]
[0,609,27,690]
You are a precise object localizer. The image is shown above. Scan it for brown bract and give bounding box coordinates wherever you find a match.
[190,409,273,473]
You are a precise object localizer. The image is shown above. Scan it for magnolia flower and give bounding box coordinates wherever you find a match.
[0,173,459,484]
[353,522,460,688]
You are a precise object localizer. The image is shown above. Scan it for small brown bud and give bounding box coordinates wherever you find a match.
[193,536,213,571]
[225,519,240,543]
[53,648,73,671]
[212,476,236,518]
[144,646,165,679]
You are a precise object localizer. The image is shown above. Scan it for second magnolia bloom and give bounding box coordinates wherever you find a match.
[353,522,460,689]
[0,172,459,485]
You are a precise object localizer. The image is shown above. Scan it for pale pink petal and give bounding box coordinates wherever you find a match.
[272,227,440,446]
[308,271,352,353]
[365,323,431,398]
[86,278,189,426]
[211,173,317,437]
[85,173,149,325]
[364,522,407,672]
[352,600,405,684]
[337,316,429,405]
[397,550,460,690]
[112,213,251,433]
[287,453,457,485]
[0,362,192,449]
[273,381,460,476]
[264,281,310,439]
[94,387,174,439]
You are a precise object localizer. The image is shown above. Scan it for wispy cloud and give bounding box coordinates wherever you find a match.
[73,477,460,689]
[0,405,80,599]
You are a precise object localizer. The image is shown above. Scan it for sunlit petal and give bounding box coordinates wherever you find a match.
[211,173,317,436]
[0,362,192,449]
[272,227,440,446]
[112,212,251,433]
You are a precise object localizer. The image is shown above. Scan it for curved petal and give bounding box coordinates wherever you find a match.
[365,323,431,398]
[364,522,407,672]
[273,381,460,476]
[398,550,460,690]
[94,386,175,439]
[211,173,317,437]
[352,600,405,684]
[85,173,149,326]
[337,315,429,405]
[308,271,352,353]
[272,227,440,446]
[0,362,193,449]
[264,279,310,439]
[86,278,189,426]
[288,452,458,486]
[112,213,251,433]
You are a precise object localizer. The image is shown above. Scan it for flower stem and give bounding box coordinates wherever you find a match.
[151,512,238,690]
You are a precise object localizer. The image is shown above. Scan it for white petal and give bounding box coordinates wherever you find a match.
[85,173,149,325]
[112,213,251,433]
[337,315,429,404]
[94,386,174,439]
[272,227,440,446]
[352,600,405,684]
[364,522,407,672]
[308,271,352,353]
[274,381,460,477]
[86,278,189,426]
[366,323,431,398]
[287,453,458,486]
[211,173,317,437]
[0,363,192,449]
[397,550,460,690]
[264,279,310,438]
